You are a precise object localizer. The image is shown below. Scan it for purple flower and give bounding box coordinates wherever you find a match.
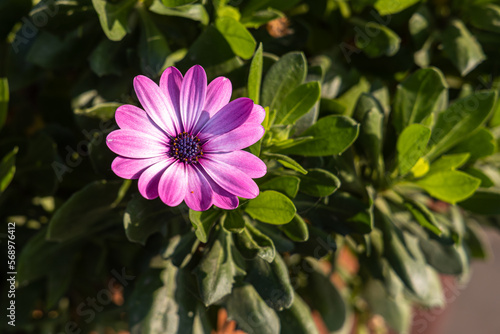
[106,65,266,211]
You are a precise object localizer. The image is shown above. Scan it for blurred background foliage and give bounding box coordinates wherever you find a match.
[2,0,500,333]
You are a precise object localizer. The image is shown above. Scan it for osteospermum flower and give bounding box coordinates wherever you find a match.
[106,65,267,211]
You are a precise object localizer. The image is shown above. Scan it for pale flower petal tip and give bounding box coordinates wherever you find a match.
[107,65,266,211]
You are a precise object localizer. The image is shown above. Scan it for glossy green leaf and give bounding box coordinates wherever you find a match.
[194,227,244,306]
[261,52,307,111]
[442,19,486,76]
[248,43,263,104]
[47,181,124,241]
[215,16,256,60]
[278,115,359,157]
[412,170,481,204]
[280,214,309,242]
[246,255,294,310]
[235,221,276,262]
[189,209,221,243]
[374,0,421,15]
[469,4,500,34]
[275,81,321,125]
[448,128,496,163]
[162,0,197,7]
[459,188,500,215]
[393,68,447,134]
[245,190,296,225]
[397,124,431,176]
[260,176,300,198]
[299,168,340,197]
[263,152,307,174]
[225,284,280,334]
[150,1,209,23]
[427,91,496,160]
[91,0,135,41]
[0,146,17,194]
[427,153,470,175]
[241,8,283,28]
[0,78,9,130]
[353,20,400,58]
[222,210,245,232]
[124,195,172,245]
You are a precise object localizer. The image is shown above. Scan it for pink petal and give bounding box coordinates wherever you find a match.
[198,98,253,141]
[246,104,266,124]
[138,158,174,199]
[180,65,207,133]
[134,75,181,136]
[158,161,187,207]
[115,104,169,141]
[198,167,239,210]
[199,158,259,199]
[184,165,213,211]
[111,156,164,179]
[207,150,267,178]
[106,130,169,158]
[204,77,232,117]
[203,124,265,152]
[159,67,183,132]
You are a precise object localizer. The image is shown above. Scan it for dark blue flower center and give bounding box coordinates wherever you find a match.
[169,132,203,164]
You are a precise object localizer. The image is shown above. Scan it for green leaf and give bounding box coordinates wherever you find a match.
[442,19,486,76]
[393,68,448,134]
[0,78,9,130]
[469,4,500,34]
[150,1,208,23]
[261,52,307,111]
[91,0,135,41]
[235,221,276,262]
[74,102,121,122]
[124,195,173,245]
[412,170,481,204]
[215,16,256,60]
[138,8,171,75]
[88,39,123,77]
[459,188,500,215]
[162,0,197,7]
[299,168,340,197]
[47,181,123,241]
[275,82,321,125]
[448,128,496,163]
[0,147,17,194]
[245,190,297,225]
[279,294,319,334]
[419,236,465,275]
[353,20,401,58]
[222,210,245,232]
[260,176,300,198]
[241,8,283,28]
[403,199,442,236]
[248,43,263,104]
[225,284,280,334]
[427,153,470,175]
[305,258,346,331]
[194,227,244,306]
[278,115,359,157]
[374,0,421,15]
[280,214,309,242]
[189,209,221,243]
[0,0,31,41]
[263,152,307,174]
[397,124,431,175]
[427,91,496,160]
[246,254,294,310]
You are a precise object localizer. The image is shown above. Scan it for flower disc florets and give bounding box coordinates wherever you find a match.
[170,132,203,164]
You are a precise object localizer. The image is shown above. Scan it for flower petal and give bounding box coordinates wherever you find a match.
[184,165,213,211]
[111,156,164,179]
[180,65,207,133]
[134,75,180,136]
[246,104,266,124]
[199,157,259,199]
[158,161,187,207]
[204,77,232,117]
[138,158,174,199]
[106,130,169,158]
[115,104,169,141]
[159,66,183,132]
[207,150,267,178]
[204,124,265,152]
[198,167,239,210]
[198,98,253,140]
